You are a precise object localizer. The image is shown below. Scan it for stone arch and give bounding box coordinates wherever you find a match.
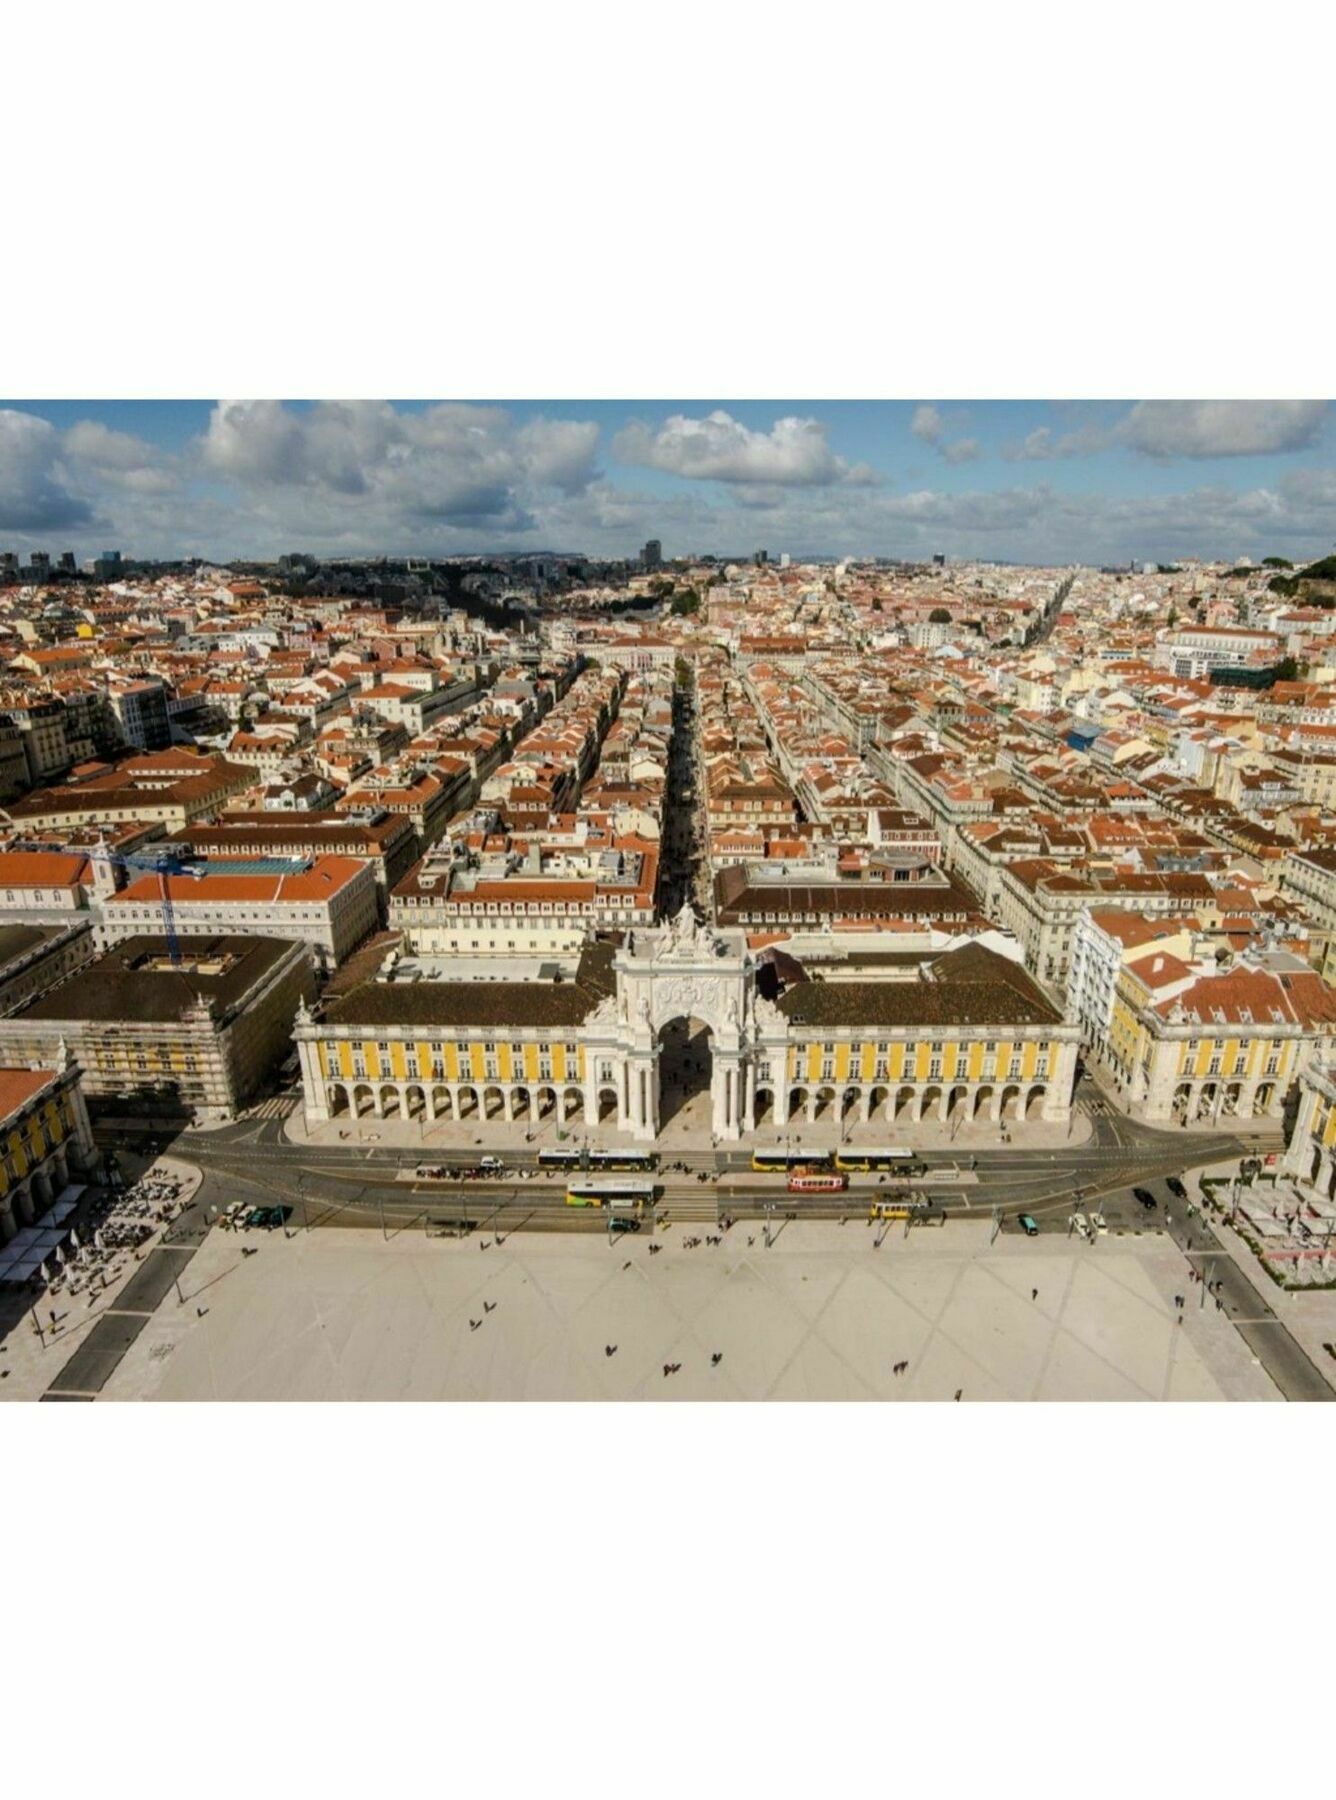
[1255,1081,1277,1115]
[788,1085,809,1120]
[431,1085,453,1120]
[973,1083,995,1121]
[918,1084,943,1122]
[893,1084,917,1121]
[1196,1082,1218,1122]
[404,1084,426,1120]
[999,1083,1023,1122]
[563,1086,584,1121]
[379,1085,402,1119]
[1172,1083,1193,1121]
[327,1084,351,1118]
[753,1086,774,1125]
[945,1083,970,1119]
[353,1083,377,1118]
[657,1014,715,1130]
[482,1085,506,1120]
[597,1086,619,1123]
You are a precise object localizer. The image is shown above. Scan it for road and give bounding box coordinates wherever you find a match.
[657,676,710,921]
[1159,1183,1334,1402]
[104,1088,1253,1234]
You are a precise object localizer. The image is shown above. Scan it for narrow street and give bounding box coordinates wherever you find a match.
[658,672,709,920]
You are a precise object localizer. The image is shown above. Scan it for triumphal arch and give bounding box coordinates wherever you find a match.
[584,904,786,1141]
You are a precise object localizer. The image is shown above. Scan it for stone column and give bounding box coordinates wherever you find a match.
[297,1037,330,1126]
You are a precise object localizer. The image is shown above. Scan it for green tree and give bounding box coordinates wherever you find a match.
[928,607,951,624]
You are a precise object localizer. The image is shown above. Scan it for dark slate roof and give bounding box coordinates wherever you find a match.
[322,936,619,1031]
[777,942,1064,1030]
[714,863,982,920]
[0,923,62,971]
[12,935,299,1023]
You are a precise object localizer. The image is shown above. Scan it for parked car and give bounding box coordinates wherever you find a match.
[1133,1187,1157,1211]
[1072,1211,1090,1237]
[1166,1177,1187,1200]
[609,1216,642,1234]
[1017,1214,1039,1237]
[1090,1211,1108,1234]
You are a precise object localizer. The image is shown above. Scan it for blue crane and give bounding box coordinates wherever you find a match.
[17,839,205,966]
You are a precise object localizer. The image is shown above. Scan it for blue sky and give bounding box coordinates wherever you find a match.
[2,398,1334,565]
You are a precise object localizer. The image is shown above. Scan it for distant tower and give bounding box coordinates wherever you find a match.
[642,539,662,571]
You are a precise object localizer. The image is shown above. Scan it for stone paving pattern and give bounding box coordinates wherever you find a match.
[93,1218,1277,1402]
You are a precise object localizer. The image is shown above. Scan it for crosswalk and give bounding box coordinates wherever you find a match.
[246,1095,299,1121]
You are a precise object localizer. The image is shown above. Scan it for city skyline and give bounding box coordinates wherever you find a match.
[3,398,1335,568]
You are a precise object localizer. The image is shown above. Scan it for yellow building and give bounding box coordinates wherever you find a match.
[1103,951,1336,1125]
[0,1053,96,1245]
[297,932,1082,1136]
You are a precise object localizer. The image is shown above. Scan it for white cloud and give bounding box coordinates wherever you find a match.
[941,437,981,466]
[62,419,178,494]
[1121,400,1326,459]
[1004,403,1329,464]
[9,399,1336,569]
[910,404,943,445]
[613,409,877,487]
[911,404,980,465]
[201,400,601,525]
[0,409,96,531]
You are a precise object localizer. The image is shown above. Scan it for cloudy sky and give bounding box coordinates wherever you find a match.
[2,398,1334,567]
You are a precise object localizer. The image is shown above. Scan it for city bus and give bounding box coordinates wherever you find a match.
[870,1195,930,1220]
[565,1179,656,1209]
[836,1147,924,1175]
[589,1149,658,1172]
[539,1149,658,1172]
[788,1172,847,1194]
[752,1148,835,1173]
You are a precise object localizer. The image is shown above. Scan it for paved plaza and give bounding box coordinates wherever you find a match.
[85,1216,1277,1402]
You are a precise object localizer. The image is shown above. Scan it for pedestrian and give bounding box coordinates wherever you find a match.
[1031,1287,1038,1301]
[954,1389,962,1401]
[711,1352,722,1366]
[606,1344,617,1357]
[663,1363,670,1378]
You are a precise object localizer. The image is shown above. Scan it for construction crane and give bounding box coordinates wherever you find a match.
[15,839,206,966]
